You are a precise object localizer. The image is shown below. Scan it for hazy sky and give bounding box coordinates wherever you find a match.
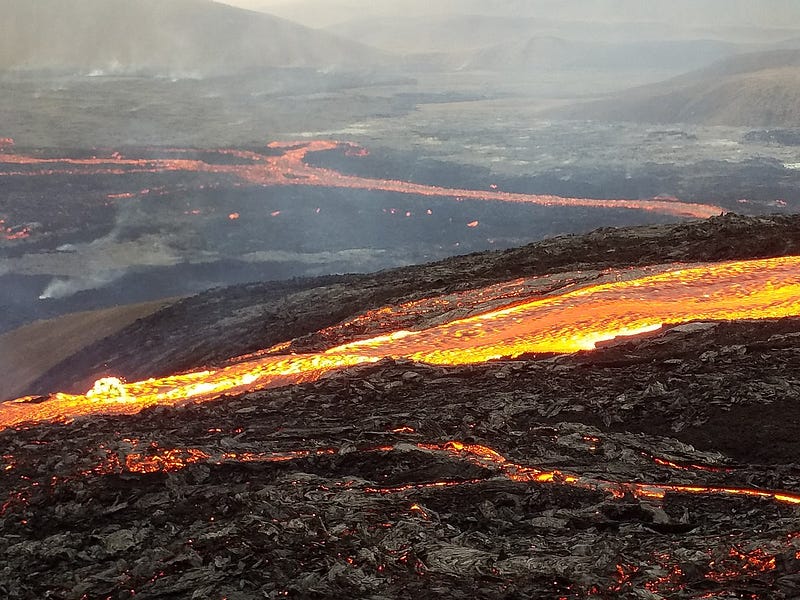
[219,0,800,30]
[221,0,277,9]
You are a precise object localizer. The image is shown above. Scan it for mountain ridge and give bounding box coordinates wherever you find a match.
[0,0,384,75]
[549,49,800,127]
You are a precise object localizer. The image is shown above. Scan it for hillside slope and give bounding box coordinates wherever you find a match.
[25,213,800,396]
[0,299,176,401]
[464,37,742,72]
[265,0,800,34]
[0,0,382,75]
[551,50,800,127]
[2,210,800,599]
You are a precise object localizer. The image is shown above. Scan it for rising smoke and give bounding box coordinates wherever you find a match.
[35,203,182,301]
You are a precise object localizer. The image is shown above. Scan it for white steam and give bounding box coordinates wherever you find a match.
[38,272,122,300]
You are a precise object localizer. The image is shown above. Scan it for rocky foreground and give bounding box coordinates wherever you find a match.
[2,214,800,599]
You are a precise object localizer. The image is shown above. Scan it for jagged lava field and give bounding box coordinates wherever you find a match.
[1,214,800,599]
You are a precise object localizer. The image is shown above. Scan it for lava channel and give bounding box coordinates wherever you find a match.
[0,255,799,429]
[0,139,724,219]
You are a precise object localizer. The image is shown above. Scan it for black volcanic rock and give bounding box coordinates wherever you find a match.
[2,317,800,598]
[2,212,800,598]
[25,213,800,395]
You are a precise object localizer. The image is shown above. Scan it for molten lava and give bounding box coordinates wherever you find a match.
[0,140,724,219]
[0,255,799,429]
[0,218,30,241]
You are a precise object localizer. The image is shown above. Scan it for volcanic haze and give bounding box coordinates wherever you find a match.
[0,0,381,75]
[551,49,800,127]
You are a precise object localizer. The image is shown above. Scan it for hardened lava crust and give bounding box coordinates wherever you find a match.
[25,212,800,395]
[1,213,800,599]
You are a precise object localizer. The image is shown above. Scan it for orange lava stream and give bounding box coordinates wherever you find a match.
[412,441,800,506]
[117,440,800,506]
[329,255,800,362]
[1,255,799,429]
[0,140,723,218]
[0,218,30,241]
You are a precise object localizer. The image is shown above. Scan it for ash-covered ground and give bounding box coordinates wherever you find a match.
[1,214,800,599]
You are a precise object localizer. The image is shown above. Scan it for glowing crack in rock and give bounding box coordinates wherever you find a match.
[2,435,798,591]
[106,439,800,506]
[0,140,724,219]
[0,255,799,429]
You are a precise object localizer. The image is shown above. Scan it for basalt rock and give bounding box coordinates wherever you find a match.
[26,213,800,396]
[1,315,800,598]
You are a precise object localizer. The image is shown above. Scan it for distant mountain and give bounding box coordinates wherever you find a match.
[549,50,800,127]
[328,15,538,54]
[0,0,383,76]
[251,0,800,33]
[323,12,780,73]
[463,37,743,72]
[325,14,730,55]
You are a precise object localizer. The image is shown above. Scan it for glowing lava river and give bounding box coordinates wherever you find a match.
[2,254,799,430]
[3,251,800,598]
[0,139,723,220]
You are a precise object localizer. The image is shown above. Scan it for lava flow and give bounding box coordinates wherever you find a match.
[0,218,30,241]
[51,438,800,506]
[1,255,799,429]
[0,139,723,219]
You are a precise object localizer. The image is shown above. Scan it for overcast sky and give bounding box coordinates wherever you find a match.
[218,0,800,30]
[220,0,277,9]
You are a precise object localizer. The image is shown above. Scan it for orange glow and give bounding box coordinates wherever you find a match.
[651,455,733,473]
[126,448,210,474]
[391,426,416,434]
[706,548,778,583]
[108,439,800,507]
[6,439,794,591]
[1,255,799,429]
[0,140,724,219]
[644,564,684,593]
[408,441,800,507]
[0,218,30,241]
[467,220,479,228]
[219,447,336,465]
[228,212,240,220]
